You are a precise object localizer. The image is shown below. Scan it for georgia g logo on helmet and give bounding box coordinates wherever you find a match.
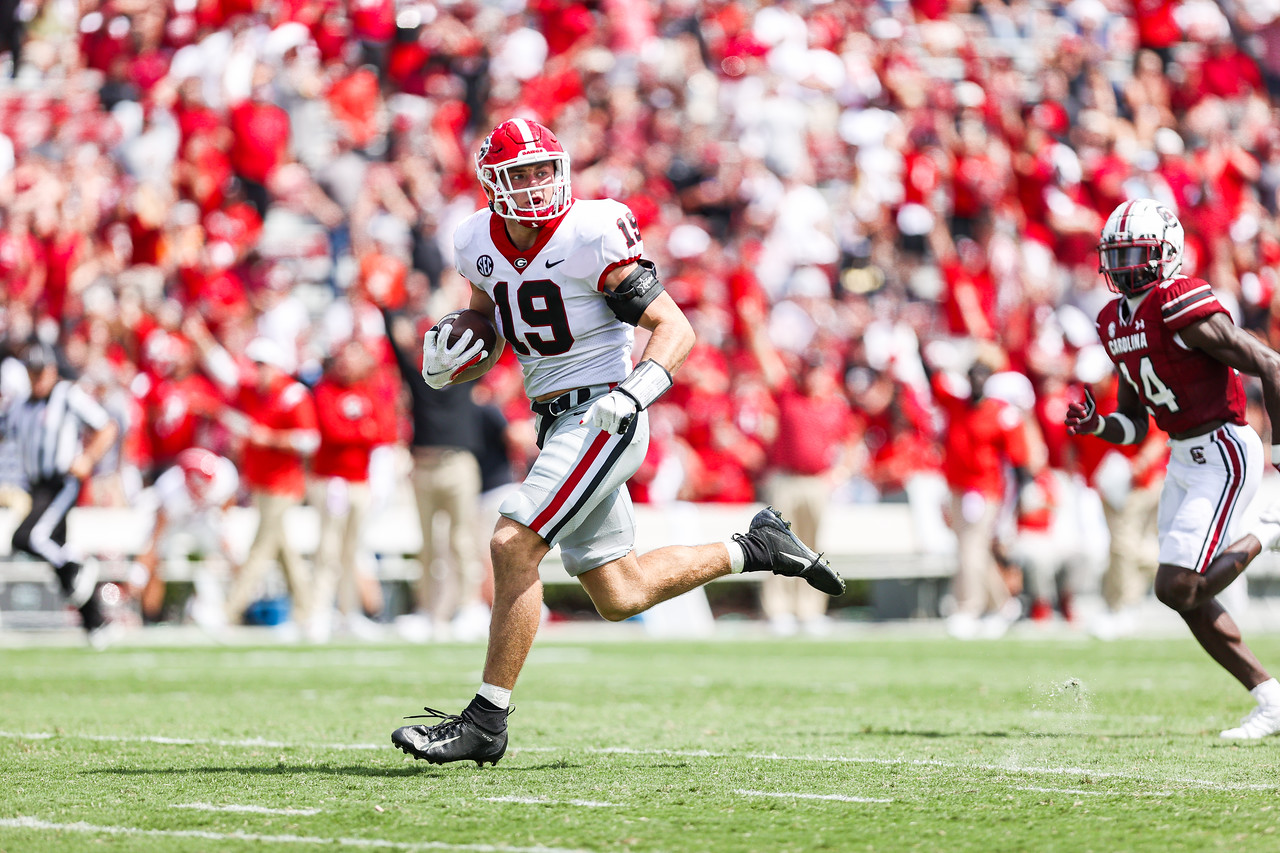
[1097,198,1186,297]
[475,119,572,225]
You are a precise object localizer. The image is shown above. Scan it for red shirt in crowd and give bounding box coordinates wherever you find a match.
[237,374,318,498]
[145,371,224,469]
[311,375,384,482]
[1132,0,1181,50]
[940,252,997,339]
[932,372,1030,499]
[228,98,290,185]
[768,380,855,477]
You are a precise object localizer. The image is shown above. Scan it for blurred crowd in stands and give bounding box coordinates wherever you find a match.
[2,0,1280,632]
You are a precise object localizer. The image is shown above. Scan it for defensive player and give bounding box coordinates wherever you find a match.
[392,119,845,765]
[1065,198,1280,739]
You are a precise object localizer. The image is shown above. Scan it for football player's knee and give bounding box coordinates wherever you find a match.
[1154,571,1202,612]
[489,522,543,574]
[594,597,642,622]
[592,589,648,622]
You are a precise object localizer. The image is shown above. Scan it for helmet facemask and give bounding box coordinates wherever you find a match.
[475,119,572,226]
[1100,240,1165,296]
[479,155,571,224]
[1097,199,1185,297]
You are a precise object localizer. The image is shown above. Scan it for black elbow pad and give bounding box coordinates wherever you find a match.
[604,259,665,326]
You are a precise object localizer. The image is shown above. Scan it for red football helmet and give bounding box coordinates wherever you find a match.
[176,447,219,502]
[475,119,571,224]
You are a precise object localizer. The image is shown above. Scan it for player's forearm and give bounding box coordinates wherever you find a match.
[1257,380,1280,464]
[636,308,695,377]
[79,421,119,471]
[1093,409,1149,446]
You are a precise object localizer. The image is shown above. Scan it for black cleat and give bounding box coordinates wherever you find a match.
[56,559,98,609]
[735,506,845,596]
[392,706,509,766]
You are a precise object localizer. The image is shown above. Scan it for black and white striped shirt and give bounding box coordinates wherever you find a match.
[4,380,111,483]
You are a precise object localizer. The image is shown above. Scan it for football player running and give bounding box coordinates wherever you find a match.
[392,119,844,766]
[1066,198,1280,739]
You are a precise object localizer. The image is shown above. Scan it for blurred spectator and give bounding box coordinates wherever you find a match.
[748,316,859,637]
[306,337,392,642]
[228,65,291,217]
[929,346,1031,639]
[987,370,1083,624]
[1070,349,1170,640]
[203,333,320,632]
[139,328,222,479]
[383,307,486,642]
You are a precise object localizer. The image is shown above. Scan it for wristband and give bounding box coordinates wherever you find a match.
[616,359,673,410]
[1271,444,1280,466]
[1108,413,1137,445]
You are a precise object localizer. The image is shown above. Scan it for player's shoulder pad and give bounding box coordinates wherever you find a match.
[1156,275,1211,297]
[577,198,643,264]
[572,197,633,225]
[1156,276,1222,325]
[604,259,664,326]
[452,208,493,265]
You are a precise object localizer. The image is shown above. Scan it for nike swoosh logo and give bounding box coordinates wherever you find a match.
[432,735,462,747]
[545,259,565,268]
[783,552,812,567]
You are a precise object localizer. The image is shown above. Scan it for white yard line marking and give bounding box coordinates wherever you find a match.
[0,730,383,751]
[736,789,892,804]
[593,747,1275,792]
[172,802,322,816]
[2,730,1273,793]
[483,797,621,808]
[0,817,593,853]
[1010,786,1172,798]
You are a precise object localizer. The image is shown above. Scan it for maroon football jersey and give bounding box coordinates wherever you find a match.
[1095,276,1247,435]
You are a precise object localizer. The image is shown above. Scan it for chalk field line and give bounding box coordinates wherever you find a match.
[483,796,621,808]
[172,802,322,815]
[0,817,592,853]
[735,789,892,804]
[0,730,1273,792]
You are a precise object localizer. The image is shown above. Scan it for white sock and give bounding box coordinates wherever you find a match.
[1251,678,1280,707]
[478,682,511,710]
[724,540,745,574]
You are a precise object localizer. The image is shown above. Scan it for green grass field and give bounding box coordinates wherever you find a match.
[4,629,1280,852]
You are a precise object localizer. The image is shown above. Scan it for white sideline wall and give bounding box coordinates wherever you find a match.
[7,469,1279,586]
[0,495,952,584]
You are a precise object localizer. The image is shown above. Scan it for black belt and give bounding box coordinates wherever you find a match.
[530,387,594,419]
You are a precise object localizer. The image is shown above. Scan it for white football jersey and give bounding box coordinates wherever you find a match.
[150,455,239,522]
[453,198,643,399]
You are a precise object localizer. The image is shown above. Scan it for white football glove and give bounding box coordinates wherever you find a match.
[421,324,486,389]
[581,390,638,435]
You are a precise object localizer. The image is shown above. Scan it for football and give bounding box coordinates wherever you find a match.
[436,308,503,383]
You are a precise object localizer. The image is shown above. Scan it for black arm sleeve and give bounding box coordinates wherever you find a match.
[603,259,665,326]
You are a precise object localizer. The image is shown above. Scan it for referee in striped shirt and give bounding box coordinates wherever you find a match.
[5,341,118,641]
